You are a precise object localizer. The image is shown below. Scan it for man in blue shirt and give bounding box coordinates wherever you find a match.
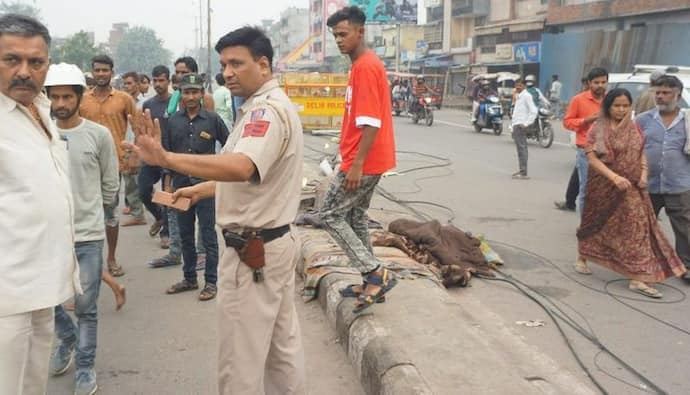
[637,75,690,280]
[164,73,229,300]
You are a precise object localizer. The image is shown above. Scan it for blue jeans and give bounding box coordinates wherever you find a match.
[575,148,589,218]
[138,165,165,231]
[176,197,218,284]
[54,240,104,369]
[166,207,183,258]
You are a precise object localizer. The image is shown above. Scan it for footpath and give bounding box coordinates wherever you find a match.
[297,159,596,394]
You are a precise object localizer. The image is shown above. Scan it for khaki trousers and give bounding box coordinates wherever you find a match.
[0,308,54,395]
[217,229,305,395]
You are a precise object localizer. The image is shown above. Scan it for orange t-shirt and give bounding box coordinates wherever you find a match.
[563,90,602,147]
[340,50,396,175]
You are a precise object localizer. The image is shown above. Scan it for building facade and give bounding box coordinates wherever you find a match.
[473,0,547,82]
[542,0,690,100]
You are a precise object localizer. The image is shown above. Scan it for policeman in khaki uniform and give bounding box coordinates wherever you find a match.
[125,27,305,394]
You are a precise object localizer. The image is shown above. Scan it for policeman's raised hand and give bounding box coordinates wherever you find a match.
[122,109,167,167]
[344,163,363,191]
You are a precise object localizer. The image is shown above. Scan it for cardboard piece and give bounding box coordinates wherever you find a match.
[152,190,191,212]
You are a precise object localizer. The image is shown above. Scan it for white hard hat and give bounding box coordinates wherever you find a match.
[525,74,536,83]
[44,63,86,87]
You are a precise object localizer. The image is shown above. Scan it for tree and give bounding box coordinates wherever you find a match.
[57,31,104,72]
[0,0,41,19]
[114,26,172,74]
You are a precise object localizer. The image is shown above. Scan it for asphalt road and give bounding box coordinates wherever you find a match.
[47,106,689,395]
[364,109,690,395]
[47,225,364,394]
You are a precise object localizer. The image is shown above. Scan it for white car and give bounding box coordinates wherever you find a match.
[608,64,690,109]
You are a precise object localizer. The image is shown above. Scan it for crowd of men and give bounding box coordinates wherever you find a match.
[4,3,689,395]
[1,5,400,394]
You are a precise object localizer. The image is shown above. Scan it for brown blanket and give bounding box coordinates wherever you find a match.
[382,219,494,287]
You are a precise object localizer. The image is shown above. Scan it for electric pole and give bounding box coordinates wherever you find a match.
[199,0,203,62]
[207,0,212,87]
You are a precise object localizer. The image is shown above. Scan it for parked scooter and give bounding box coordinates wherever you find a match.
[473,95,503,135]
[410,95,434,126]
[523,107,554,148]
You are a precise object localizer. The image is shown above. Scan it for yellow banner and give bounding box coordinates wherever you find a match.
[291,97,345,117]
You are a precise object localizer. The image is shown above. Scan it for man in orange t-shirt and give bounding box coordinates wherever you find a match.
[563,67,608,215]
[320,6,397,314]
[562,67,608,274]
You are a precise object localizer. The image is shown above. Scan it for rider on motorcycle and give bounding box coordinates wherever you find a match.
[472,79,497,123]
[410,75,432,113]
[525,75,549,108]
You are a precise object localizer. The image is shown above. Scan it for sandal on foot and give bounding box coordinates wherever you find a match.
[199,284,217,301]
[629,281,663,299]
[166,279,199,294]
[573,259,592,275]
[340,284,386,302]
[107,260,125,277]
[353,268,398,314]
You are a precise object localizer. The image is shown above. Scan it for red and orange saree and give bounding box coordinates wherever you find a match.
[577,116,686,282]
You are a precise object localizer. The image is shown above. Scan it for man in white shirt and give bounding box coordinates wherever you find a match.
[0,14,80,395]
[549,74,563,119]
[511,77,538,180]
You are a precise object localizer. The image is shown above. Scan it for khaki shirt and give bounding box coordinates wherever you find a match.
[80,88,136,170]
[216,79,303,231]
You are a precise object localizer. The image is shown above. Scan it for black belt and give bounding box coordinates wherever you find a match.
[222,224,290,246]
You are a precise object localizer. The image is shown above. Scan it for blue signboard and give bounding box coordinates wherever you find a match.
[513,42,541,63]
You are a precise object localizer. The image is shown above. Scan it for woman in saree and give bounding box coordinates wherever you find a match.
[576,88,687,298]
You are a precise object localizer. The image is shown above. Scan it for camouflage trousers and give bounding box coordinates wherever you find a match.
[319,171,382,274]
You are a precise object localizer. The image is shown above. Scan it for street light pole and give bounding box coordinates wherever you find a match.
[199,0,203,62]
[395,23,401,72]
[207,0,212,85]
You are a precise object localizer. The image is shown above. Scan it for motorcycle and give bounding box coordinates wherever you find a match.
[410,95,434,126]
[473,95,503,135]
[524,107,554,148]
[392,95,407,116]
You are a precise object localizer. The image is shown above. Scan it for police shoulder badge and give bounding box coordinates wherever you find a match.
[242,121,270,137]
[249,108,266,122]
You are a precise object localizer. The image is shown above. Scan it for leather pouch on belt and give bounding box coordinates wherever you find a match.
[242,236,266,270]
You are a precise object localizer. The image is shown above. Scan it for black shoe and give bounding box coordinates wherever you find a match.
[554,201,575,211]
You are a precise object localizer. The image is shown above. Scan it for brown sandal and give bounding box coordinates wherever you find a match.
[107,260,125,277]
[199,284,217,301]
[166,279,199,294]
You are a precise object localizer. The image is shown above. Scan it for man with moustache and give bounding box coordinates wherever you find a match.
[80,54,139,277]
[163,73,228,301]
[44,63,119,395]
[563,67,608,275]
[637,75,690,281]
[126,26,305,393]
[0,14,80,394]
